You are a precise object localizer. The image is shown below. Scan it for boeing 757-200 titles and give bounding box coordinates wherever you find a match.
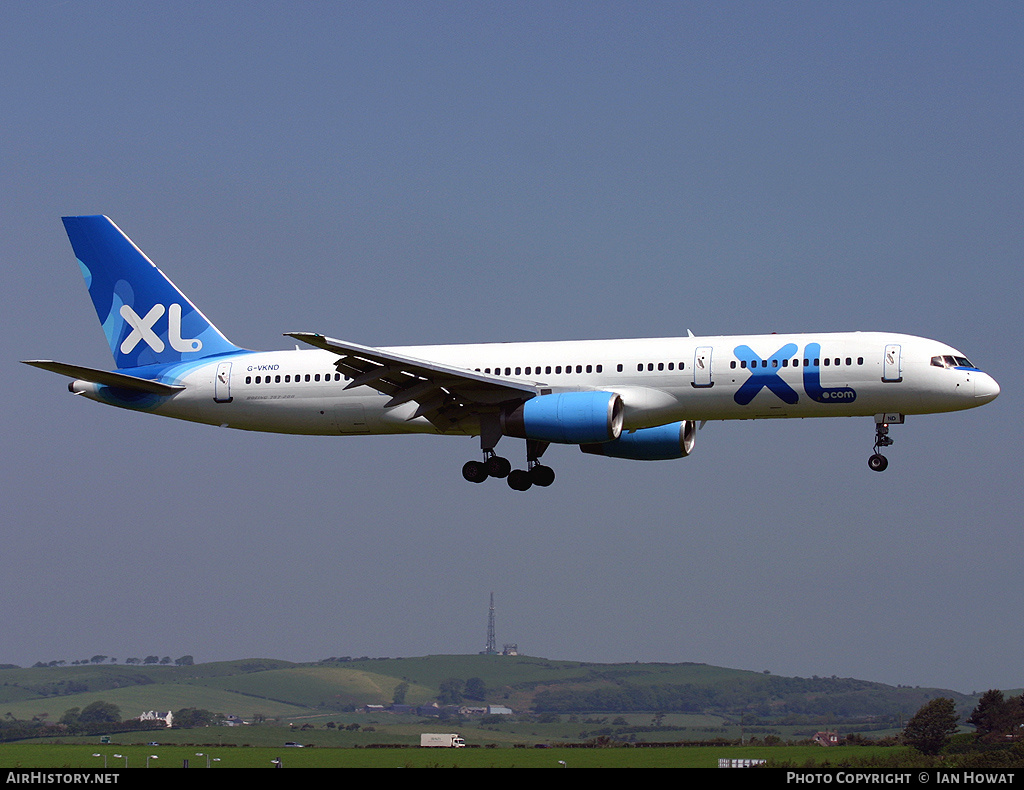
[24,216,1000,490]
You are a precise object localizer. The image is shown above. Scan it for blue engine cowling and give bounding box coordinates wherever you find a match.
[502,392,624,445]
[579,420,696,460]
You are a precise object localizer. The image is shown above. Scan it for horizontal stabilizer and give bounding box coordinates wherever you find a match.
[21,360,184,395]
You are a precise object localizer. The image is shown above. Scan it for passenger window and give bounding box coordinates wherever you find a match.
[617,364,623,372]
[596,364,602,373]
[245,376,252,384]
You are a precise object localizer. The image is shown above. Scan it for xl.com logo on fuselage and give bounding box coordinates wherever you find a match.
[733,342,857,406]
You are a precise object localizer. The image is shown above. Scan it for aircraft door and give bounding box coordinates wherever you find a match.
[882,344,903,383]
[213,361,233,403]
[334,403,370,433]
[692,346,714,388]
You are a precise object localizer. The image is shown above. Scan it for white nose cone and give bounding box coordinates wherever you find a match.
[976,373,1000,404]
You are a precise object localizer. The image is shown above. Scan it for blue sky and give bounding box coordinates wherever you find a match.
[2,2,1022,694]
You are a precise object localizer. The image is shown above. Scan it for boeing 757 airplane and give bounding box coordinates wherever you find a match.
[24,216,1000,490]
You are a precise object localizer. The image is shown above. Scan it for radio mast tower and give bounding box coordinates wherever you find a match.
[485,592,497,655]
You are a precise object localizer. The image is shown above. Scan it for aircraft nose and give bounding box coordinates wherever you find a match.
[975,373,1000,404]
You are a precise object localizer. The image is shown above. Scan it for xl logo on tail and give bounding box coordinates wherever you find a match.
[120,303,202,354]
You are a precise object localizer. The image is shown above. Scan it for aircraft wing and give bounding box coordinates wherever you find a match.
[22,360,185,395]
[286,333,541,433]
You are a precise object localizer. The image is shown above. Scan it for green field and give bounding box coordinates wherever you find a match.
[0,743,908,769]
[0,653,982,762]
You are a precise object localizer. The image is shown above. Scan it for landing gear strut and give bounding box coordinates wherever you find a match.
[462,432,555,490]
[462,450,510,484]
[462,414,512,484]
[868,414,902,472]
[506,439,554,491]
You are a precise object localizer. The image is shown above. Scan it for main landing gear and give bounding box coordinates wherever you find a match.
[868,414,902,472]
[462,439,555,491]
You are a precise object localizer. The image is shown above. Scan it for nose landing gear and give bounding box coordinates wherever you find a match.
[868,413,903,472]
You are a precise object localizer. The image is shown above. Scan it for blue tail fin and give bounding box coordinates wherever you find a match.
[63,216,244,369]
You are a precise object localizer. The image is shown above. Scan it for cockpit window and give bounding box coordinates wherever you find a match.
[931,355,976,369]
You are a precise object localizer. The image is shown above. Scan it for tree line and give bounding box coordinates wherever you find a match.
[30,655,194,667]
[0,702,216,743]
[901,690,1024,757]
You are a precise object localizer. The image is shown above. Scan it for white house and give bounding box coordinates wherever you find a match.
[139,710,174,728]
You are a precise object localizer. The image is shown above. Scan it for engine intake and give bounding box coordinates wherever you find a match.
[580,420,696,460]
[503,392,624,445]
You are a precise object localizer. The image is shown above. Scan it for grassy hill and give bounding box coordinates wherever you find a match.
[0,655,982,732]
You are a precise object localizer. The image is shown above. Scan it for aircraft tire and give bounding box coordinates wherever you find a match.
[507,470,533,491]
[868,453,889,472]
[486,455,512,479]
[462,460,488,483]
[530,464,555,487]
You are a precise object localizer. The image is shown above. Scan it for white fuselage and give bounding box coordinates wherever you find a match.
[74,331,999,437]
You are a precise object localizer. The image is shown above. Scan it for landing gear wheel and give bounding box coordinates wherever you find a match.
[462,460,488,483]
[868,453,889,472]
[507,469,533,491]
[485,455,511,479]
[529,464,555,487]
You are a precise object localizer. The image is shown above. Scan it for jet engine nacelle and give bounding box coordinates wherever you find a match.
[579,420,697,460]
[503,391,624,445]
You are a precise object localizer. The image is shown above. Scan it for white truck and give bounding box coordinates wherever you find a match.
[420,733,466,748]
